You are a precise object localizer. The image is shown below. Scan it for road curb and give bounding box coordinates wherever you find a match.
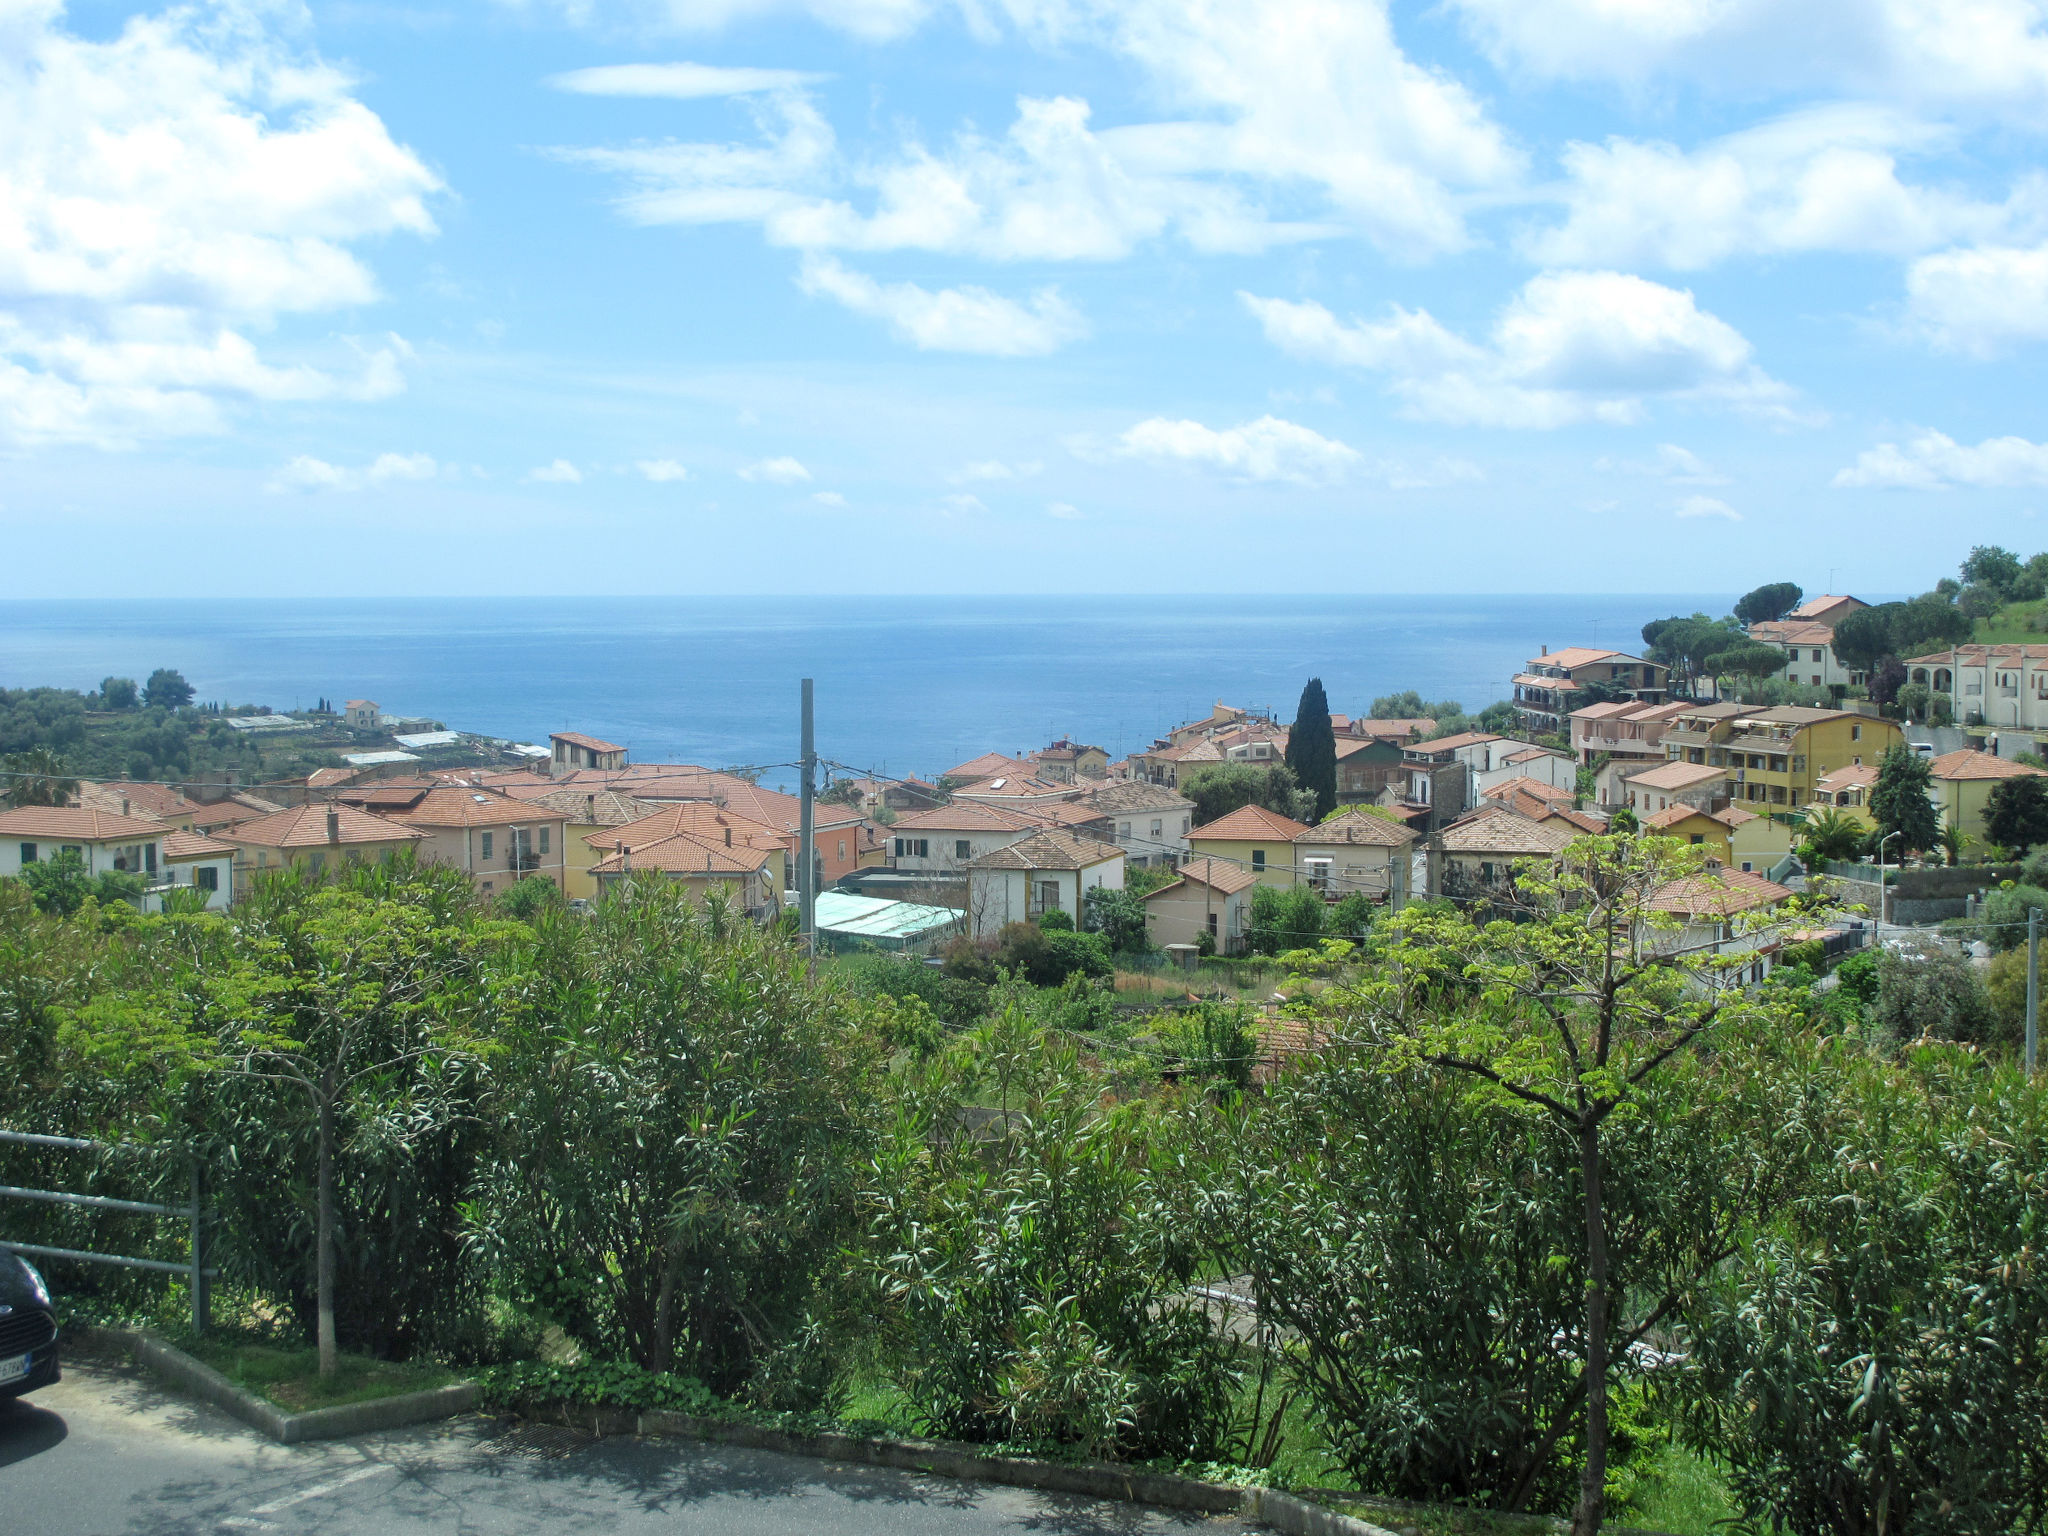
[73,1325,478,1445]
[519,1400,1398,1536]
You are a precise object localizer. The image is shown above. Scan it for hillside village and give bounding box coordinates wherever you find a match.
[6,559,2046,975]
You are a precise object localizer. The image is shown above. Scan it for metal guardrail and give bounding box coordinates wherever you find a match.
[0,1128,215,1331]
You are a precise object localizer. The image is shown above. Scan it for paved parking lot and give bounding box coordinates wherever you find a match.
[1,1357,1256,1536]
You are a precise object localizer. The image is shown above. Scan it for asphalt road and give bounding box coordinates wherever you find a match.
[0,1358,1257,1536]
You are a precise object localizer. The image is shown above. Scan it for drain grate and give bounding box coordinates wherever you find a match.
[477,1423,595,1461]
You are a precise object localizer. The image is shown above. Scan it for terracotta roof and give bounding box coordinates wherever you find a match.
[1189,804,1311,842]
[965,829,1123,871]
[550,732,625,753]
[1485,776,1576,806]
[1026,800,1111,829]
[163,830,237,859]
[944,752,1038,782]
[1649,869,1792,918]
[1748,620,1837,646]
[389,787,569,830]
[187,800,275,832]
[1147,856,1260,898]
[1540,807,1609,834]
[306,768,360,789]
[587,801,784,853]
[512,788,666,826]
[888,802,1043,834]
[1928,749,2048,782]
[1814,764,1879,791]
[0,805,167,840]
[1645,804,1715,831]
[590,832,772,877]
[1412,731,1502,754]
[1712,805,1759,828]
[1570,700,1639,721]
[1350,717,1436,738]
[1439,806,1581,857]
[954,774,1079,800]
[1295,808,1418,848]
[80,781,200,821]
[221,804,425,849]
[1078,781,1194,816]
[1788,594,1864,620]
[1624,761,1725,793]
[1504,746,1566,765]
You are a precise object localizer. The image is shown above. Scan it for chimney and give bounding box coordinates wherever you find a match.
[585,794,596,822]
[121,797,130,817]
[326,807,340,845]
[1541,643,1549,656]
[724,826,732,847]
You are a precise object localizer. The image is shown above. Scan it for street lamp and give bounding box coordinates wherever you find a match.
[1877,830,1902,931]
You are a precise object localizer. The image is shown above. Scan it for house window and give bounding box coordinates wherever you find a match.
[1035,879,1059,913]
[837,839,847,861]
[1252,849,1266,870]
[1850,724,1861,741]
[1150,819,1163,839]
[1119,821,1131,838]
[1811,675,1822,686]
[539,827,550,854]
[1811,649,1824,662]
[196,866,218,892]
[1690,834,1705,845]
[892,837,929,859]
[1181,817,1189,834]
[18,842,35,864]
[955,839,971,860]
[1207,912,1218,937]
[481,831,494,860]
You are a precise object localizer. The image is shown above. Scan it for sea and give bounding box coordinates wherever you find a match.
[0,595,1729,790]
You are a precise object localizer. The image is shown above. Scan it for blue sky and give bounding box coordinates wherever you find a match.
[5,0,2048,596]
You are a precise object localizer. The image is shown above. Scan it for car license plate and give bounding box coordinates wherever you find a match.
[0,1353,27,1384]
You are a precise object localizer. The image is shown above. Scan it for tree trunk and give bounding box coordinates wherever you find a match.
[1572,1119,1609,1536]
[317,1077,338,1380]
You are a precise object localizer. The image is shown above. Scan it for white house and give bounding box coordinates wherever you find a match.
[1290,809,1417,904]
[884,802,1042,877]
[1077,781,1195,866]
[1142,857,1258,955]
[963,830,1125,937]
[1904,644,2048,732]
[0,805,170,891]
[1620,760,1726,819]
[1474,745,1576,800]
[161,831,236,910]
[1641,868,1795,986]
[1747,619,1866,692]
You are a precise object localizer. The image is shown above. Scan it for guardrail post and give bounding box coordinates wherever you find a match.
[190,1161,209,1334]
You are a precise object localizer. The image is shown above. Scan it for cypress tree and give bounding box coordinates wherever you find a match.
[1286,677,1338,822]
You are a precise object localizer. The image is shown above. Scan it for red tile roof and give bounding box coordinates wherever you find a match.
[1189,804,1311,842]
[0,805,167,840]
[1928,749,2048,782]
[221,805,425,849]
[945,752,1038,782]
[590,833,773,876]
[163,830,237,859]
[1293,808,1417,848]
[586,801,785,853]
[392,787,570,829]
[550,732,625,753]
[1148,856,1260,897]
[965,829,1123,870]
[1649,869,1792,918]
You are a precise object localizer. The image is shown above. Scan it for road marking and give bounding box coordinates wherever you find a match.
[248,1462,394,1515]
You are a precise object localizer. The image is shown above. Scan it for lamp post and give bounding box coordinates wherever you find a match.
[1876,829,1902,933]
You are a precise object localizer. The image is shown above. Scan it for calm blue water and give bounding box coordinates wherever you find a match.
[0,596,1728,787]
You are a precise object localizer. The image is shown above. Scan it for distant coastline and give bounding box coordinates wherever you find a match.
[0,594,1734,786]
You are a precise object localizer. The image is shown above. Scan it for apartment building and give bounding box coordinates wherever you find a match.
[1512,647,1670,735]
[1660,705,1902,812]
[1904,644,2048,732]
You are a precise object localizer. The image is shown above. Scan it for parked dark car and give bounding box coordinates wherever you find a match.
[0,1251,59,1400]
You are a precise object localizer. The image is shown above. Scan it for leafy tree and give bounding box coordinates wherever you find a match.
[1681,1053,2048,1536]
[1869,744,1939,853]
[474,885,875,1398]
[1247,882,1326,955]
[1963,882,2048,953]
[142,668,195,711]
[1985,774,2048,854]
[1286,677,1338,821]
[1354,837,1819,1533]
[865,1005,1233,1458]
[1707,642,1792,697]
[1180,761,1313,825]
[1868,951,2000,1045]
[494,876,565,921]
[1733,581,1803,626]
[16,847,93,915]
[1866,654,1906,706]
[2,746,78,807]
[1330,889,1376,942]
[1829,606,1897,674]
[99,676,139,711]
[1961,543,2024,598]
[1893,681,1930,721]
[1081,885,1150,953]
[1642,613,1746,694]
[1371,690,1449,721]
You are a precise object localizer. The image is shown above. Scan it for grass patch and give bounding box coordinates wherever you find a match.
[180,1337,459,1412]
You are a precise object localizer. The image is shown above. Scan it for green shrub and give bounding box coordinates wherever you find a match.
[1037,908,1075,931]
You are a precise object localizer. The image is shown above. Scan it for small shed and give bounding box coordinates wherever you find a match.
[812,891,963,952]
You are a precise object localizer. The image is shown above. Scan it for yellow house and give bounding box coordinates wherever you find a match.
[505,787,665,900]
[1186,803,1312,888]
[1660,706,1901,813]
[218,804,426,896]
[1927,750,2048,844]
[1641,803,1757,864]
[1728,810,1798,876]
[1809,763,1879,827]
[586,800,789,912]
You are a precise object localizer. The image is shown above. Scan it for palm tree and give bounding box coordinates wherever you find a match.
[3,748,79,808]
[1796,806,1866,872]
[1936,823,1971,867]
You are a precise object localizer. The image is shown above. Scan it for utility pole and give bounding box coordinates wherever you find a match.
[2028,906,2040,1077]
[799,678,816,956]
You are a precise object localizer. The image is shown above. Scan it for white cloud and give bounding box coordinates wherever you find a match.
[557,0,1521,261]
[1446,0,2048,118]
[267,450,438,493]
[0,0,438,447]
[951,458,1041,482]
[1675,494,1742,520]
[547,62,828,98]
[528,459,584,482]
[1832,429,2048,488]
[502,0,936,43]
[1242,272,1803,428]
[1526,107,2040,270]
[1903,242,2048,355]
[1595,443,1729,484]
[637,458,690,481]
[940,492,988,513]
[1046,500,1082,519]
[740,454,811,483]
[811,489,847,506]
[1111,414,1363,486]
[797,255,1088,354]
